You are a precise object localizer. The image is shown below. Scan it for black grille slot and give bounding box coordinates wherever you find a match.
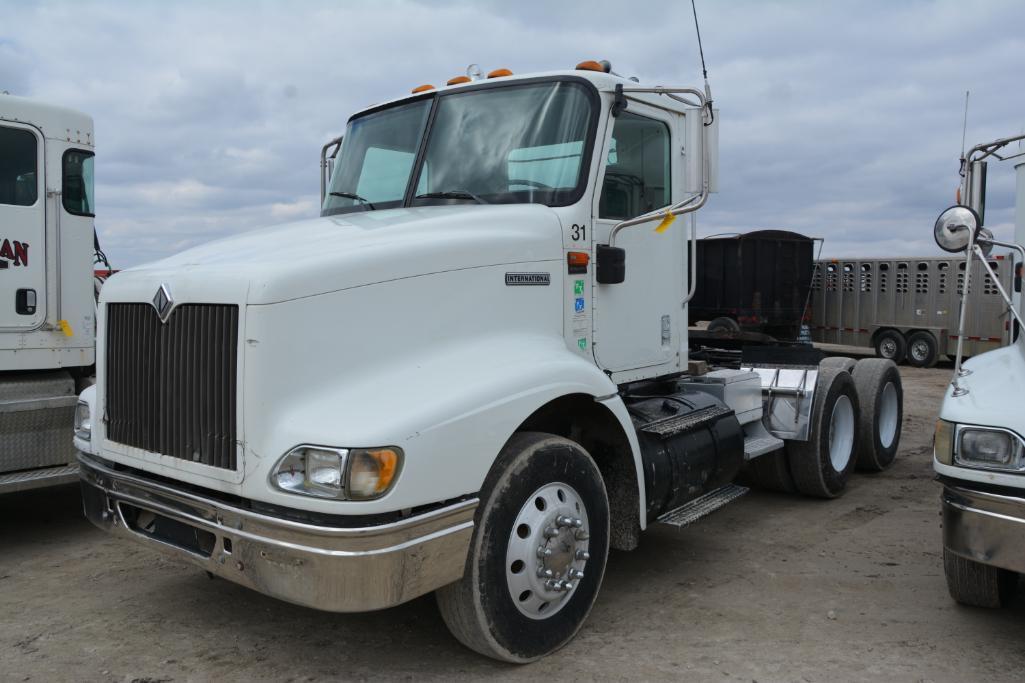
[106,303,239,469]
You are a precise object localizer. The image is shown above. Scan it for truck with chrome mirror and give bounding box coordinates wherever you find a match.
[933,132,1025,608]
[76,59,901,662]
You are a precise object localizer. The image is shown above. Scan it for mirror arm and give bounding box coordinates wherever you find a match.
[951,227,980,395]
[320,136,343,204]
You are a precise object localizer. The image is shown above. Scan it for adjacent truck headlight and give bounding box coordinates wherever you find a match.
[74,401,92,441]
[270,445,403,500]
[936,420,1025,472]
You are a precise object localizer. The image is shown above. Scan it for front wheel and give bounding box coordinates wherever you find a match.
[943,548,1017,608]
[436,432,610,663]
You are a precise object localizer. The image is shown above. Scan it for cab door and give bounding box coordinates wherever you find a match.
[591,104,685,381]
[0,122,45,330]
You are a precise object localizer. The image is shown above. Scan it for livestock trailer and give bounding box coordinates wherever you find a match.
[688,230,816,340]
[809,255,1015,367]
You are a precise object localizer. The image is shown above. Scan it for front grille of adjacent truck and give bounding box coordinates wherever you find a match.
[105,303,239,470]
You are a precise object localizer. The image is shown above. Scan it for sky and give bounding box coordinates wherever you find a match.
[2,0,1023,268]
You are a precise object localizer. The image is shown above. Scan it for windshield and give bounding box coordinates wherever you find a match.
[321,80,596,216]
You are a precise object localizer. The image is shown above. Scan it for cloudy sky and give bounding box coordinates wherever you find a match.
[2,0,1023,268]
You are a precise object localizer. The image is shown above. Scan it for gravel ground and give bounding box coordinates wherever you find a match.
[4,364,1025,682]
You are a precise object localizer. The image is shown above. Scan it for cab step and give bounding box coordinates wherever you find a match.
[656,483,749,529]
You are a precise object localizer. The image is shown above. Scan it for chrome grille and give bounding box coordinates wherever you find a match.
[106,303,239,469]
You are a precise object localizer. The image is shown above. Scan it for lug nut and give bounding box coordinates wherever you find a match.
[569,568,585,580]
[572,517,584,528]
[537,567,554,578]
[556,515,573,527]
[544,526,560,539]
[575,550,591,561]
[563,581,575,591]
[575,529,590,541]
[537,546,552,559]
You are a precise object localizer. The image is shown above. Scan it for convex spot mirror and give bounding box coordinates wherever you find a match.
[934,205,981,253]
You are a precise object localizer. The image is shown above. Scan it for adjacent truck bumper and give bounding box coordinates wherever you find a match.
[943,483,1025,574]
[78,453,477,612]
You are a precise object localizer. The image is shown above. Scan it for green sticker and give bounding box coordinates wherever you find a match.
[574,280,585,296]
[577,337,587,350]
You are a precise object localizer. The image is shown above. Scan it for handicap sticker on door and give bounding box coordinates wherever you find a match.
[574,297,585,313]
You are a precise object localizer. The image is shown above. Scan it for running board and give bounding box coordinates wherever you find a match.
[656,483,749,529]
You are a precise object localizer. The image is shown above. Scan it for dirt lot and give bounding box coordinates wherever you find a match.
[4,364,1025,682]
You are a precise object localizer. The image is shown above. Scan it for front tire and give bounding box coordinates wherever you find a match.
[943,548,1017,608]
[436,432,610,663]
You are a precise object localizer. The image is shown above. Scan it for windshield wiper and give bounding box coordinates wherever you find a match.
[415,190,489,205]
[329,191,375,210]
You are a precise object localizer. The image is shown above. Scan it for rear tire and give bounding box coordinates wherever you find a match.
[820,357,857,373]
[943,548,1017,608]
[707,316,741,335]
[436,432,610,663]
[787,367,860,498]
[874,329,906,364]
[906,331,939,368]
[852,358,903,471]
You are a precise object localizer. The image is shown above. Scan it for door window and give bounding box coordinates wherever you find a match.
[599,112,670,220]
[63,149,95,216]
[0,126,38,206]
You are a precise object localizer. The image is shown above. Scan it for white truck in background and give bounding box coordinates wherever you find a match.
[1,94,101,493]
[75,62,903,662]
[932,133,1025,607]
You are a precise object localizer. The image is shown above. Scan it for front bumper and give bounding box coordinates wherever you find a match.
[942,482,1025,574]
[79,453,477,612]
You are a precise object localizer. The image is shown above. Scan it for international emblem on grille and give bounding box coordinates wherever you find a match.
[152,283,174,322]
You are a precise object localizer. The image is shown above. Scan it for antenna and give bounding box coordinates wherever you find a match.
[960,90,970,160]
[690,0,713,123]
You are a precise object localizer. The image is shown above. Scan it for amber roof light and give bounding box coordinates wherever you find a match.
[411,84,435,94]
[447,76,472,85]
[487,68,513,78]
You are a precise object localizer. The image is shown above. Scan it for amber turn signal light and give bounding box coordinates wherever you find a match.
[447,76,471,85]
[487,68,513,78]
[411,84,435,94]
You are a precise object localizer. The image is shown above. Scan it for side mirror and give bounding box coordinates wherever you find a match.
[934,205,981,253]
[596,245,625,284]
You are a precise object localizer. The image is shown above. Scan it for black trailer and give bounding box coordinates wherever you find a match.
[689,230,815,340]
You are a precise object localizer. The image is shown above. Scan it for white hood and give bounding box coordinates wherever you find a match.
[107,204,563,305]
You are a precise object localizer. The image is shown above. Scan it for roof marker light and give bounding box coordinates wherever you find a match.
[576,60,608,73]
[487,68,513,78]
[447,76,471,85]
[411,84,435,94]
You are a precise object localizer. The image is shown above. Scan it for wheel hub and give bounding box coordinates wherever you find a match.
[881,339,896,357]
[506,483,591,619]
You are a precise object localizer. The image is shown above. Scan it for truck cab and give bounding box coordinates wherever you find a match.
[933,137,1025,607]
[1,94,97,492]
[76,62,902,662]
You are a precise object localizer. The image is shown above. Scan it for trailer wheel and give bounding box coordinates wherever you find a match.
[874,329,906,364]
[906,331,938,368]
[820,356,856,373]
[742,449,796,493]
[852,358,902,471]
[786,367,859,498]
[707,316,740,335]
[943,548,1017,608]
[436,432,609,663]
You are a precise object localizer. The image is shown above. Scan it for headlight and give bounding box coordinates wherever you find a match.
[74,401,91,441]
[270,445,402,500]
[955,426,1025,471]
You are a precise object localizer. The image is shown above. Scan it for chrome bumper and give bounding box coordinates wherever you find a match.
[78,453,477,612]
[942,483,1025,574]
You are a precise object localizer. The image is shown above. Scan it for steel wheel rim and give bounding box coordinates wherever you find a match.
[878,381,899,449]
[505,482,591,620]
[911,340,929,362]
[828,395,855,472]
[880,338,897,358]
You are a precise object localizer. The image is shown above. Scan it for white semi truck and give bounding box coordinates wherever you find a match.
[932,133,1025,608]
[75,62,904,661]
[1,94,99,493]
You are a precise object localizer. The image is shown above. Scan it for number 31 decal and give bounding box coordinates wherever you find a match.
[571,224,587,241]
